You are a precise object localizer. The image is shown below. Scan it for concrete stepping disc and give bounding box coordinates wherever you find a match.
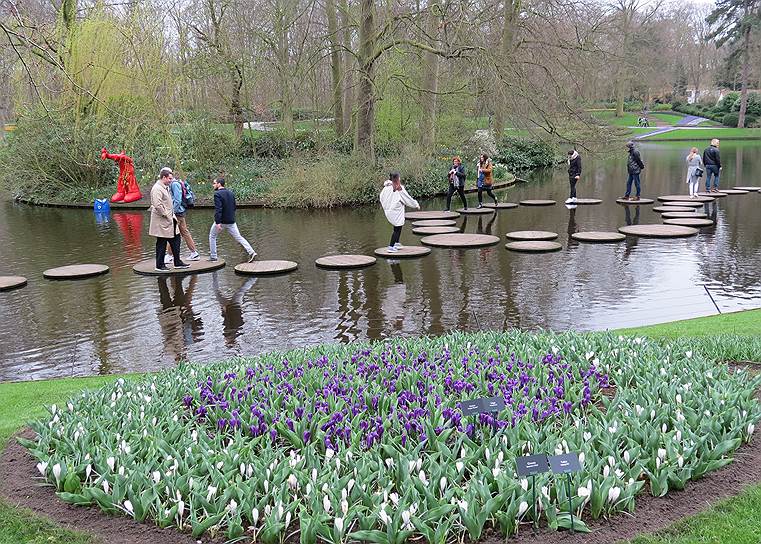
[505,241,562,253]
[659,195,714,203]
[133,259,225,276]
[234,260,298,275]
[44,264,110,280]
[571,231,626,243]
[374,246,431,258]
[718,189,749,195]
[573,198,603,205]
[661,211,707,219]
[405,211,460,220]
[411,219,457,227]
[505,230,559,241]
[619,224,699,238]
[653,206,693,213]
[616,198,655,205]
[0,276,27,291]
[315,255,376,269]
[664,218,715,227]
[482,202,518,209]
[664,201,704,208]
[457,207,494,215]
[733,186,761,191]
[412,226,461,235]
[519,199,556,206]
[420,233,500,248]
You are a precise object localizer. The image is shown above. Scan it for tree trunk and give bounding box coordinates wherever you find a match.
[355,0,375,161]
[418,4,440,149]
[230,63,244,138]
[736,21,751,128]
[325,0,344,137]
[275,2,295,138]
[339,0,353,136]
[494,0,519,136]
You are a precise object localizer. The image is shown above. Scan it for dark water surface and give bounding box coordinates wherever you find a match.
[2,141,760,381]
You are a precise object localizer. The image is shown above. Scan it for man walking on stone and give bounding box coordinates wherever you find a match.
[150,167,189,271]
[702,138,722,193]
[209,178,257,263]
[623,141,645,201]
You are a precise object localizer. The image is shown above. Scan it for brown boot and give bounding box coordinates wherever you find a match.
[631,196,640,201]
[621,196,630,201]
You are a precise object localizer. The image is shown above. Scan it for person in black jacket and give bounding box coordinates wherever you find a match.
[208,178,256,262]
[443,156,469,211]
[623,141,645,201]
[702,139,722,193]
[566,149,581,204]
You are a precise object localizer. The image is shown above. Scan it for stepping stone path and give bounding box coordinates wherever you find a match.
[457,208,494,215]
[133,259,225,276]
[653,206,693,213]
[412,226,460,235]
[411,219,457,227]
[44,264,110,280]
[315,255,376,269]
[616,198,655,205]
[406,211,460,220]
[573,198,603,205]
[234,260,298,275]
[0,275,27,291]
[420,233,500,248]
[658,195,714,203]
[664,218,714,227]
[664,201,704,208]
[482,202,518,209]
[571,231,626,243]
[619,224,699,238]
[505,241,562,253]
[519,199,556,206]
[374,246,431,258]
[505,230,558,241]
[661,211,707,219]
[718,189,749,195]
[697,192,726,198]
[734,186,761,191]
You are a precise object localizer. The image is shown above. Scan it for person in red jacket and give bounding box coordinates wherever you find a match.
[101,148,143,203]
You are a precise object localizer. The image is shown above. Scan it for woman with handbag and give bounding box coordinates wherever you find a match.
[476,154,498,208]
[443,156,468,211]
[685,147,704,198]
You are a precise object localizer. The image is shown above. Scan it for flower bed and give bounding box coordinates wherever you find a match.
[25,331,761,542]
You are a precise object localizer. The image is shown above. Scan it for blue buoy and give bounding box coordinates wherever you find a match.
[94,198,110,213]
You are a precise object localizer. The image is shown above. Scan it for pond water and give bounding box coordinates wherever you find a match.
[2,140,761,381]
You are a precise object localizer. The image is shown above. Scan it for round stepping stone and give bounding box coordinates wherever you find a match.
[505,230,559,241]
[457,207,493,215]
[0,276,27,291]
[616,198,654,205]
[44,264,109,280]
[133,259,225,276]
[412,226,460,235]
[519,199,556,206]
[733,186,761,191]
[718,189,749,195]
[658,195,714,203]
[571,231,626,243]
[664,200,704,208]
[618,224,699,238]
[482,202,518,209]
[653,206,693,213]
[411,219,457,227]
[374,246,431,259]
[573,198,603,205]
[697,192,726,198]
[405,211,460,220]
[661,211,707,219]
[664,218,714,227]
[420,233,500,248]
[505,241,562,253]
[234,260,298,276]
[315,255,376,269]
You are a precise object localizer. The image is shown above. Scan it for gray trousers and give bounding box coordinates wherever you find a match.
[209,223,255,259]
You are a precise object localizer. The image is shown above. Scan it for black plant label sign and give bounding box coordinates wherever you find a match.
[548,452,582,474]
[459,399,484,416]
[516,454,550,477]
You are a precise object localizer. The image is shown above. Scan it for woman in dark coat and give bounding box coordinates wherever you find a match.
[443,156,468,211]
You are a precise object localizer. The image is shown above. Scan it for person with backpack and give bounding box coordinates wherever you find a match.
[623,141,645,201]
[166,173,200,262]
[209,177,257,263]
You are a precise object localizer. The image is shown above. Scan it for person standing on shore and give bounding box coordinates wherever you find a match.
[208,178,257,263]
[476,154,498,208]
[150,167,189,271]
[685,147,704,198]
[566,149,581,204]
[164,174,200,263]
[380,171,420,252]
[443,156,468,211]
[623,141,645,201]
[702,138,722,193]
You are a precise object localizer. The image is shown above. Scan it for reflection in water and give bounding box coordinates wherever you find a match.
[212,273,256,348]
[113,212,144,260]
[157,275,203,360]
[566,206,578,250]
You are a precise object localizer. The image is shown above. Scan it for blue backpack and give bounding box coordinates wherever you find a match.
[180,179,195,208]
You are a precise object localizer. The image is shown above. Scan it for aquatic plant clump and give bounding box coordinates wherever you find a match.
[26,331,761,543]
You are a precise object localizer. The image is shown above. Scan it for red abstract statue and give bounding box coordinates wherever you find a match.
[101,148,143,203]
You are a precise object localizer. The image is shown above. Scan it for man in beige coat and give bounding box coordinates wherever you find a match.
[150,167,189,271]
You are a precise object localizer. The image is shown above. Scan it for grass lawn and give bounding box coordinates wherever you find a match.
[639,128,761,141]
[0,310,760,543]
[591,111,642,127]
[650,112,685,125]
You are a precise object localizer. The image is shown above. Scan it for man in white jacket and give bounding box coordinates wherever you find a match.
[379,172,420,252]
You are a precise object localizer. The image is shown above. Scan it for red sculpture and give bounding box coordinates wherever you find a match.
[101,148,143,203]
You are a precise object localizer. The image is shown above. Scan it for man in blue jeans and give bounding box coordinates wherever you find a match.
[702,138,721,192]
[623,141,645,201]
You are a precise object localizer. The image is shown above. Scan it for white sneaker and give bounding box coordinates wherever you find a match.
[565,198,574,204]
[188,251,200,261]
[387,246,398,252]
[394,243,403,249]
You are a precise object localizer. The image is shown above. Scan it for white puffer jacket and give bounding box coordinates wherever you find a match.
[379,180,420,226]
